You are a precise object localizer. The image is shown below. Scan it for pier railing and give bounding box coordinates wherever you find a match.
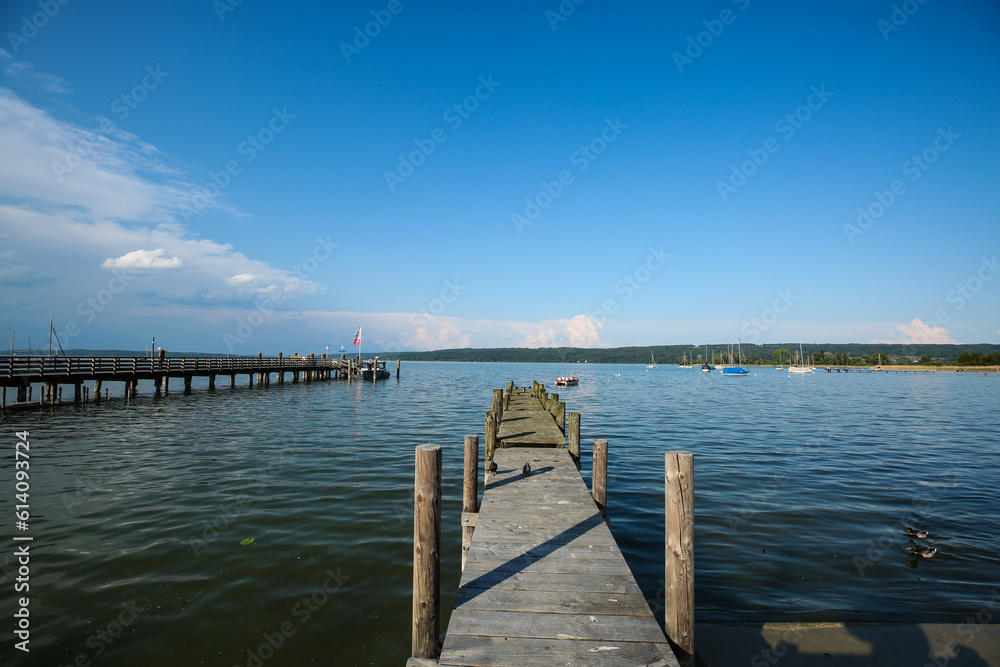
[0,355,341,380]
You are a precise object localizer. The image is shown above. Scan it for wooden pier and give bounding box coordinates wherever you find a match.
[410,382,684,667]
[0,353,394,410]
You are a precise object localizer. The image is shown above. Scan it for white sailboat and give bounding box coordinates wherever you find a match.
[647,351,657,369]
[788,342,814,374]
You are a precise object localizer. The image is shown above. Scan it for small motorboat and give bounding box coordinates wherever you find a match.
[554,377,579,386]
[360,358,391,380]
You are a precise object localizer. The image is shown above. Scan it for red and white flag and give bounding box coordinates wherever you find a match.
[353,325,362,346]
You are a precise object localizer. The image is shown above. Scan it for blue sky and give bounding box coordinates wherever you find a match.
[1,1,998,354]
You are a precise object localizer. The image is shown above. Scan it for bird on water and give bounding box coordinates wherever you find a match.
[908,546,938,558]
[907,528,929,539]
[522,461,531,477]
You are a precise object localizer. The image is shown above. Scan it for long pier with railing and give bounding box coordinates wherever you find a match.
[0,354,390,410]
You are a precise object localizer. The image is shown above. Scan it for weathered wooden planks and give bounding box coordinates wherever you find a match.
[438,446,678,667]
[496,391,567,447]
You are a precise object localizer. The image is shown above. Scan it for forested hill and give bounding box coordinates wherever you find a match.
[385,343,1000,365]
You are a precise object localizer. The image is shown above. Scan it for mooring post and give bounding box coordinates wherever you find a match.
[556,401,566,433]
[485,411,496,463]
[593,439,608,517]
[94,380,102,402]
[568,412,580,462]
[397,359,401,379]
[462,434,479,571]
[665,450,695,661]
[412,444,442,661]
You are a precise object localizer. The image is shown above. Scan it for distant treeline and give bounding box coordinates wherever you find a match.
[11,345,999,366]
[384,343,1000,366]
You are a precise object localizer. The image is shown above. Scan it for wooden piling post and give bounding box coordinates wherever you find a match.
[184,376,193,394]
[94,380,102,402]
[568,412,580,462]
[556,401,566,432]
[397,359,400,379]
[73,382,82,404]
[485,411,496,462]
[665,450,695,660]
[462,434,479,571]
[412,444,442,660]
[593,439,608,517]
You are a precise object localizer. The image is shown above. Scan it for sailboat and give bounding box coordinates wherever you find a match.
[775,350,784,370]
[788,342,814,374]
[678,351,692,369]
[647,351,657,369]
[701,343,714,372]
[722,337,750,376]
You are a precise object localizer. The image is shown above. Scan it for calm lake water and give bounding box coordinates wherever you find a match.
[2,361,999,666]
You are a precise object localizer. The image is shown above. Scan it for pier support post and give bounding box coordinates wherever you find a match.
[462,434,479,571]
[208,374,216,390]
[556,401,566,433]
[17,385,27,403]
[491,389,502,425]
[164,376,169,393]
[485,411,496,462]
[548,392,559,415]
[412,444,442,661]
[184,376,192,394]
[154,376,163,394]
[568,412,580,463]
[248,373,253,388]
[93,380,102,402]
[230,375,236,389]
[73,382,82,404]
[665,450,695,661]
[593,439,608,517]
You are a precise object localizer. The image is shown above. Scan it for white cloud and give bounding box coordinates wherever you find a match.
[884,318,957,344]
[0,87,322,307]
[0,49,70,94]
[101,248,183,271]
[516,314,605,348]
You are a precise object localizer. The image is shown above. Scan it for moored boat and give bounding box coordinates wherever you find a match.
[360,358,391,380]
[554,376,579,386]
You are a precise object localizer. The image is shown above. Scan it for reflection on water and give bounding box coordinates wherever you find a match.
[1,362,998,665]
